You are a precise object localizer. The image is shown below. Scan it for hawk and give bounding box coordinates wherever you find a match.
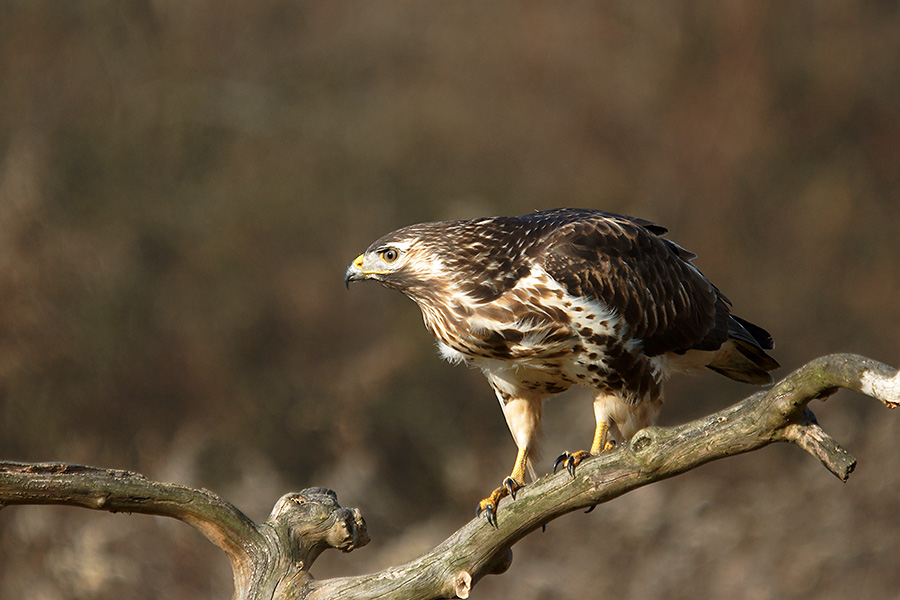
[345,208,778,523]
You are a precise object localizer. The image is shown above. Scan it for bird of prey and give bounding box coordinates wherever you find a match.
[345,208,778,523]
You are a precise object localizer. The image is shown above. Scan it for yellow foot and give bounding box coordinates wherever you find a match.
[553,450,591,477]
[553,440,616,477]
[476,476,524,526]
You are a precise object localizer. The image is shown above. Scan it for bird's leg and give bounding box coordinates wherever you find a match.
[554,394,618,478]
[503,445,529,499]
[590,419,615,455]
[477,445,528,526]
[476,391,541,525]
[553,420,614,476]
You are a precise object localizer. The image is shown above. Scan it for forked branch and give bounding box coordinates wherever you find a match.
[1,353,897,599]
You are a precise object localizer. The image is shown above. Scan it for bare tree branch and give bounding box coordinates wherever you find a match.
[1,353,897,599]
[0,465,368,598]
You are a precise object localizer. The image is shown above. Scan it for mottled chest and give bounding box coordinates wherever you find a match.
[420,268,641,397]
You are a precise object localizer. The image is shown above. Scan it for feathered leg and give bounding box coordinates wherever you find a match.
[477,394,542,525]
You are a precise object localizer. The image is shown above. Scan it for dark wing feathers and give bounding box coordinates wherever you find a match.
[722,314,780,380]
[538,211,729,357]
[729,314,775,350]
[373,207,774,369]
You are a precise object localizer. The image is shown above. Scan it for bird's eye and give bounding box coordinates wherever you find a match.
[380,248,399,263]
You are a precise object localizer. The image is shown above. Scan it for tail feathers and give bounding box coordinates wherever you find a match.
[708,316,780,385]
[729,314,775,350]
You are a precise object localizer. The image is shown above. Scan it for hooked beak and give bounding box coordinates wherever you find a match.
[344,254,365,288]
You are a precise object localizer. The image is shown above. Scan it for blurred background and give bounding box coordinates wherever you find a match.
[1,2,898,599]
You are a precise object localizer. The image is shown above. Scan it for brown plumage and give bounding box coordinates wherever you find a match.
[345,208,778,522]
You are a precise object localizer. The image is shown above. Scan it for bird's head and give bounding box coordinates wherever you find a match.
[344,225,445,294]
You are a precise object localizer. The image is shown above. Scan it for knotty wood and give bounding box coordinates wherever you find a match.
[2,354,897,599]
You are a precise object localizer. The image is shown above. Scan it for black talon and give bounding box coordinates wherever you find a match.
[503,477,522,500]
[585,504,597,514]
[477,501,498,527]
[553,452,569,474]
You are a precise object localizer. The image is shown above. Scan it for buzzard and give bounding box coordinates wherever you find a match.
[345,208,778,523]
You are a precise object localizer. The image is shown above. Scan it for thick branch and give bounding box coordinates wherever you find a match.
[1,353,897,600]
[0,465,368,598]
[305,353,899,599]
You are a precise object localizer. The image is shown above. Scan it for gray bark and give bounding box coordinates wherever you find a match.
[1,353,897,599]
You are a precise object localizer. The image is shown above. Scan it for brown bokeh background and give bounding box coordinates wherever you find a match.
[1,2,899,599]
